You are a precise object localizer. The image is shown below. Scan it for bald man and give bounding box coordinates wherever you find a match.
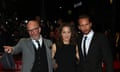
[4,20,53,72]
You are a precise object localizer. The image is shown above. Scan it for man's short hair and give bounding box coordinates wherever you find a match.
[78,14,92,22]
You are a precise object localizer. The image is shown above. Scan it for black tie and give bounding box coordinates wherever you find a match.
[83,36,87,58]
[36,40,41,48]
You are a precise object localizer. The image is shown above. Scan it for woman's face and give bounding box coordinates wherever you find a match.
[61,26,71,42]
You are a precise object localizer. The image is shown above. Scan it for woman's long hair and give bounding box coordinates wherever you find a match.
[56,23,77,47]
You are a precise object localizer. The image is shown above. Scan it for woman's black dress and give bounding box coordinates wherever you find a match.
[55,44,76,72]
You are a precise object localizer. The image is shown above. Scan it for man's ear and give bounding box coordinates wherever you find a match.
[78,25,80,30]
[39,27,41,32]
[90,22,92,27]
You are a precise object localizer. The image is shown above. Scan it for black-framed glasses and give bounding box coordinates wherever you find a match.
[27,27,39,32]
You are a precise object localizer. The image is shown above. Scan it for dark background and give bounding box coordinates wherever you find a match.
[0,0,118,32]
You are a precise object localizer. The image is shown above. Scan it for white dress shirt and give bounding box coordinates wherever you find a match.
[32,35,43,49]
[81,30,94,55]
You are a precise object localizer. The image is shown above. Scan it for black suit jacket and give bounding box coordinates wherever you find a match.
[77,32,113,72]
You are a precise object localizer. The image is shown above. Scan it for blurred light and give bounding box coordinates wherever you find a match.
[6,21,8,24]
[24,20,28,23]
[41,20,44,23]
[68,10,72,15]
[59,6,62,9]
[54,20,57,24]
[12,34,14,37]
[74,1,82,8]
[16,17,18,20]
[110,0,113,4]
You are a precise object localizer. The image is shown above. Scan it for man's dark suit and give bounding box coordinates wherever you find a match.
[77,32,113,72]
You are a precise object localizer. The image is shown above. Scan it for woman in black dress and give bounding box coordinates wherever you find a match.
[52,23,79,72]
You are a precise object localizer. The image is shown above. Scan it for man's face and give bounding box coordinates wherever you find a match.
[78,18,92,34]
[27,21,41,40]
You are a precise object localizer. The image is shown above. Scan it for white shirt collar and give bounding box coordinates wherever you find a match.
[31,35,43,49]
[83,30,94,39]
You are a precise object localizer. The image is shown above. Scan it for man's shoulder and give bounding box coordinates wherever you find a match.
[95,32,106,37]
[18,38,31,42]
[94,32,108,41]
[43,38,51,41]
[43,38,52,49]
[43,38,52,43]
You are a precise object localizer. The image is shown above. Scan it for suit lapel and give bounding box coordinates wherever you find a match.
[78,35,84,57]
[26,38,35,55]
[43,39,49,59]
[43,38,52,72]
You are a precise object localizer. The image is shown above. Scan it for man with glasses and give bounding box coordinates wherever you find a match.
[3,20,53,72]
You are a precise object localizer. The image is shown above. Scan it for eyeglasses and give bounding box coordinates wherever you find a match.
[27,27,39,32]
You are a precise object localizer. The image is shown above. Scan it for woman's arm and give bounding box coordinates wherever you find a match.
[76,45,80,61]
[52,43,58,69]
[52,43,56,59]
